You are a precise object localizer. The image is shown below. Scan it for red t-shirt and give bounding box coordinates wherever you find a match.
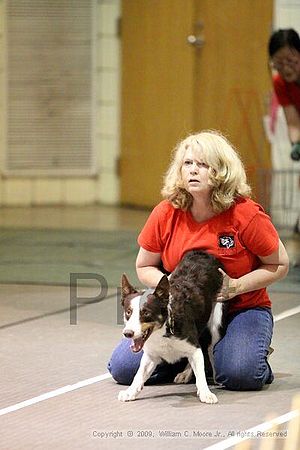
[138,198,279,313]
[272,73,300,114]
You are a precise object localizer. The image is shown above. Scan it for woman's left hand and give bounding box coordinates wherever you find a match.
[217,268,240,302]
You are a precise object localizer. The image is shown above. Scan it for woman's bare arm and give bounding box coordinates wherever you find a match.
[136,247,165,287]
[218,239,289,301]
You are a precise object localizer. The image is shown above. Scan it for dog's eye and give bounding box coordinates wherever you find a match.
[125,309,132,318]
[142,311,152,320]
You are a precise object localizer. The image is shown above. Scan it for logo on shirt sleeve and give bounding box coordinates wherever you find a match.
[218,235,235,249]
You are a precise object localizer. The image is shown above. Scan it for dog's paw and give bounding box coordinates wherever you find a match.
[198,389,218,404]
[174,369,193,384]
[118,389,137,402]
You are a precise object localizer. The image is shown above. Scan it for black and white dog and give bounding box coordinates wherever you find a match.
[118,250,226,404]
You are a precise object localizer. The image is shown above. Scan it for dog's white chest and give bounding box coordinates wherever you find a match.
[144,326,196,364]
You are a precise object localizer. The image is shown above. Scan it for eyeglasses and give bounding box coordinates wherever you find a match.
[269,57,300,71]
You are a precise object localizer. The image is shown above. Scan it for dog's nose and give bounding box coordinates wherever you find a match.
[123,330,134,339]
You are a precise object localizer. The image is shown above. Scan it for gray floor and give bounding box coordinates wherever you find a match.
[0,207,299,450]
[0,227,140,286]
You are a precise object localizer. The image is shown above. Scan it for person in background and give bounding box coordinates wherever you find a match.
[268,28,300,161]
[108,130,289,391]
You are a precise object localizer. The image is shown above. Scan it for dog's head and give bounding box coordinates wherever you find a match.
[120,274,170,353]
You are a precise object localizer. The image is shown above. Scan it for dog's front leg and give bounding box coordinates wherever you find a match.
[189,348,218,404]
[208,302,224,383]
[118,353,159,402]
[208,327,221,384]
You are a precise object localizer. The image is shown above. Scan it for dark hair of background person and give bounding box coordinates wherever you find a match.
[268,28,300,57]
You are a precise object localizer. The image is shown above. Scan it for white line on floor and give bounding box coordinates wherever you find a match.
[0,305,299,417]
[0,373,111,416]
[273,305,300,322]
[203,409,299,450]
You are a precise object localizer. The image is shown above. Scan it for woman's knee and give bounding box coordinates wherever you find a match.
[215,358,271,391]
[213,308,274,391]
[215,368,263,391]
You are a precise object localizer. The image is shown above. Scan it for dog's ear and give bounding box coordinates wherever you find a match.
[153,275,169,300]
[121,274,137,303]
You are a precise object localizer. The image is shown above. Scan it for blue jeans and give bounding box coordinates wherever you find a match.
[107,307,274,391]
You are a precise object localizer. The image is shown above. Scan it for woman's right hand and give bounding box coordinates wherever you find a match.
[217,268,240,302]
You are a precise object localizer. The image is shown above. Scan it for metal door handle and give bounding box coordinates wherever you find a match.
[187,35,205,48]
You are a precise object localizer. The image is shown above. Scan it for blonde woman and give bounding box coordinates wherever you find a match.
[108,130,289,390]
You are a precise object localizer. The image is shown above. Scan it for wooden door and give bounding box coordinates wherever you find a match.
[120,0,273,208]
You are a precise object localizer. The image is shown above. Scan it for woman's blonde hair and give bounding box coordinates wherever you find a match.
[161,130,251,213]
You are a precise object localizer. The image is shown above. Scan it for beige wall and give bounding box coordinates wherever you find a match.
[1,1,299,208]
[0,0,121,206]
[274,0,300,30]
